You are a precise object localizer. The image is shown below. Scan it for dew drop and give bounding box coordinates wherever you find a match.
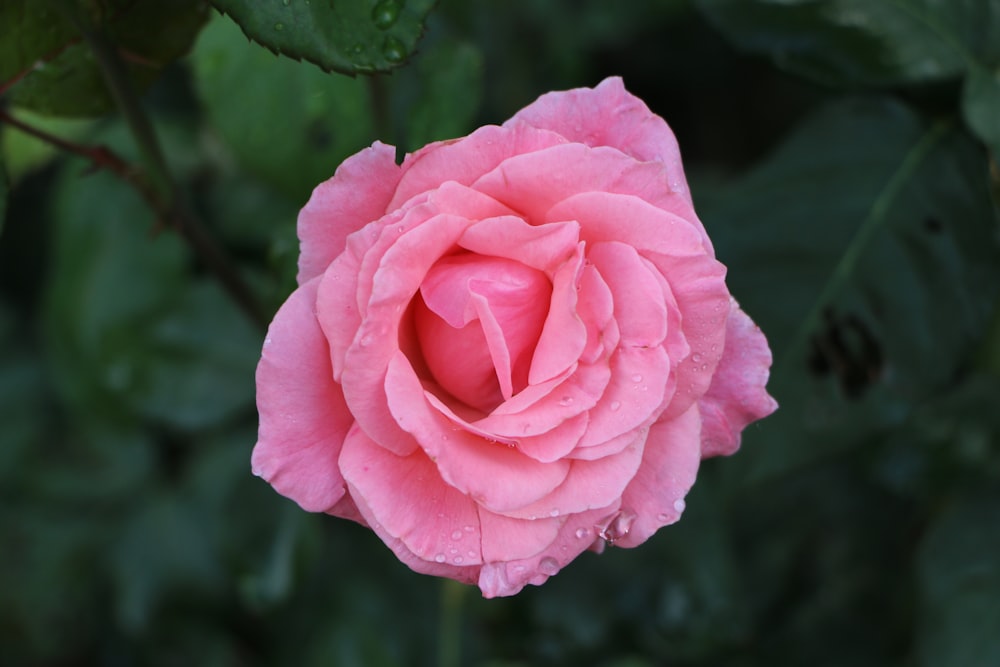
[449,547,458,555]
[453,556,464,564]
[673,498,686,513]
[513,564,526,573]
[451,529,463,541]
[599,508,637,546]
[631,374,643,383]
[434,553,446,563]
[549,509,560,517]
[382,35,406,63]
[558,396,574,406]
[539,557,560,575]
[691,353,702,363]
[575,527,590,539]
[657,513,669,522]
[274,22,285,30]
[463,525,475,533]
[371,0,401,29]
[610,400,622,411]
[467,549,477,557]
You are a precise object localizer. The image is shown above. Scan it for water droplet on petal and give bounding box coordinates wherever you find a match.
[371,0,401,29]
[549,509,560,517]
[382,36,406,63]
[453,556,464,564]
[463,525,475,533]
[575,527,590,539]
[673,498,686,513]
[558,396,574,406]
[451,529,463,541]
[692,353,703,363]
[434,553,446,563]
[610,400,622,411]
[598,508,637,546]
[539,557,559,575]
[513,564,526,573]
[657,513,669,523]
[631,374,643,383]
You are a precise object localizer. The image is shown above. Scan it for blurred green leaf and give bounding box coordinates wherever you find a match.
[44,165,259,431]
[695,0,1000,87]
[0,155,6,233]
[962,64,1000,155]
[208,0,436,76]
[1,0,209,117]
[190,13,375,201]
[404,39,483,150]
[701,97,1000,484]
[0,301,45,486]
[917,492,1000,667]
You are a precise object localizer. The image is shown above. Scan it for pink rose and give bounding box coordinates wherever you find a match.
[252,77,777,597]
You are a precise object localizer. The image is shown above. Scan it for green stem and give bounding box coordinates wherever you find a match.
[438,579,466,667]
[778,117,954,372]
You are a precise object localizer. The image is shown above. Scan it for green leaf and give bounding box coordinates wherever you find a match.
[208,0,436,76]
[1,0,209,117]
[695,0,1000,87]
[44,164,260,431]
[917,493,1000,667]
[190,13,376,201]
[403,39,484,150]
[0,109,96,181]
[699,97,1000,484]
[963,64,1000,155]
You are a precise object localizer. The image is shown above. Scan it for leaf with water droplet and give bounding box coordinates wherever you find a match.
[209,0,435,75]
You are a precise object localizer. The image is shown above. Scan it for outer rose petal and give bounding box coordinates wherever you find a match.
[613,405,704,548]
[699,302,779,458]
[510,77,693,204]
[252,277,352,512]
[297,142,401,284]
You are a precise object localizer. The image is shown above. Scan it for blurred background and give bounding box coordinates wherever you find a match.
[1,0,999,665]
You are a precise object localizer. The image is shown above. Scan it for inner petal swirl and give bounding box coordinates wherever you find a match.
[414,253,552,412]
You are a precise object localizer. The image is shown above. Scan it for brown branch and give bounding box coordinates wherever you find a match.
[0,109,270,332]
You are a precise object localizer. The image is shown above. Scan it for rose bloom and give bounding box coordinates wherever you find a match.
[252,77,776,597]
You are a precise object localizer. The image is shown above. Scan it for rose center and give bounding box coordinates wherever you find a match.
[413,253,552,413]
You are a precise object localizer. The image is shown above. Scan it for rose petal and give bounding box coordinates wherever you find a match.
[529,242,587,384]
[477,503,617,597]
[699,301,778,457]
[508,77,693,203]
[473,143,698,227]
[385,352,572,514]
[297,141,401,284]
[390,124,569,211]
[459,217,582,273]
[613,405,703,548]
[589,241,669,348]
[340,424,484,568]
[252,277,352,512]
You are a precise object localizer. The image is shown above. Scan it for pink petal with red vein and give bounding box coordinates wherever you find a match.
[699,301,778,458]
[252,277,352,512]
[614,405,703,548]
[297,141,401,284]
[507,77,692,202]
[385,352,571,514]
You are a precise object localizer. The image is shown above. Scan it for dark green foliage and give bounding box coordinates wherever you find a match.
[1,1,998,666]
[208,0,437,75]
